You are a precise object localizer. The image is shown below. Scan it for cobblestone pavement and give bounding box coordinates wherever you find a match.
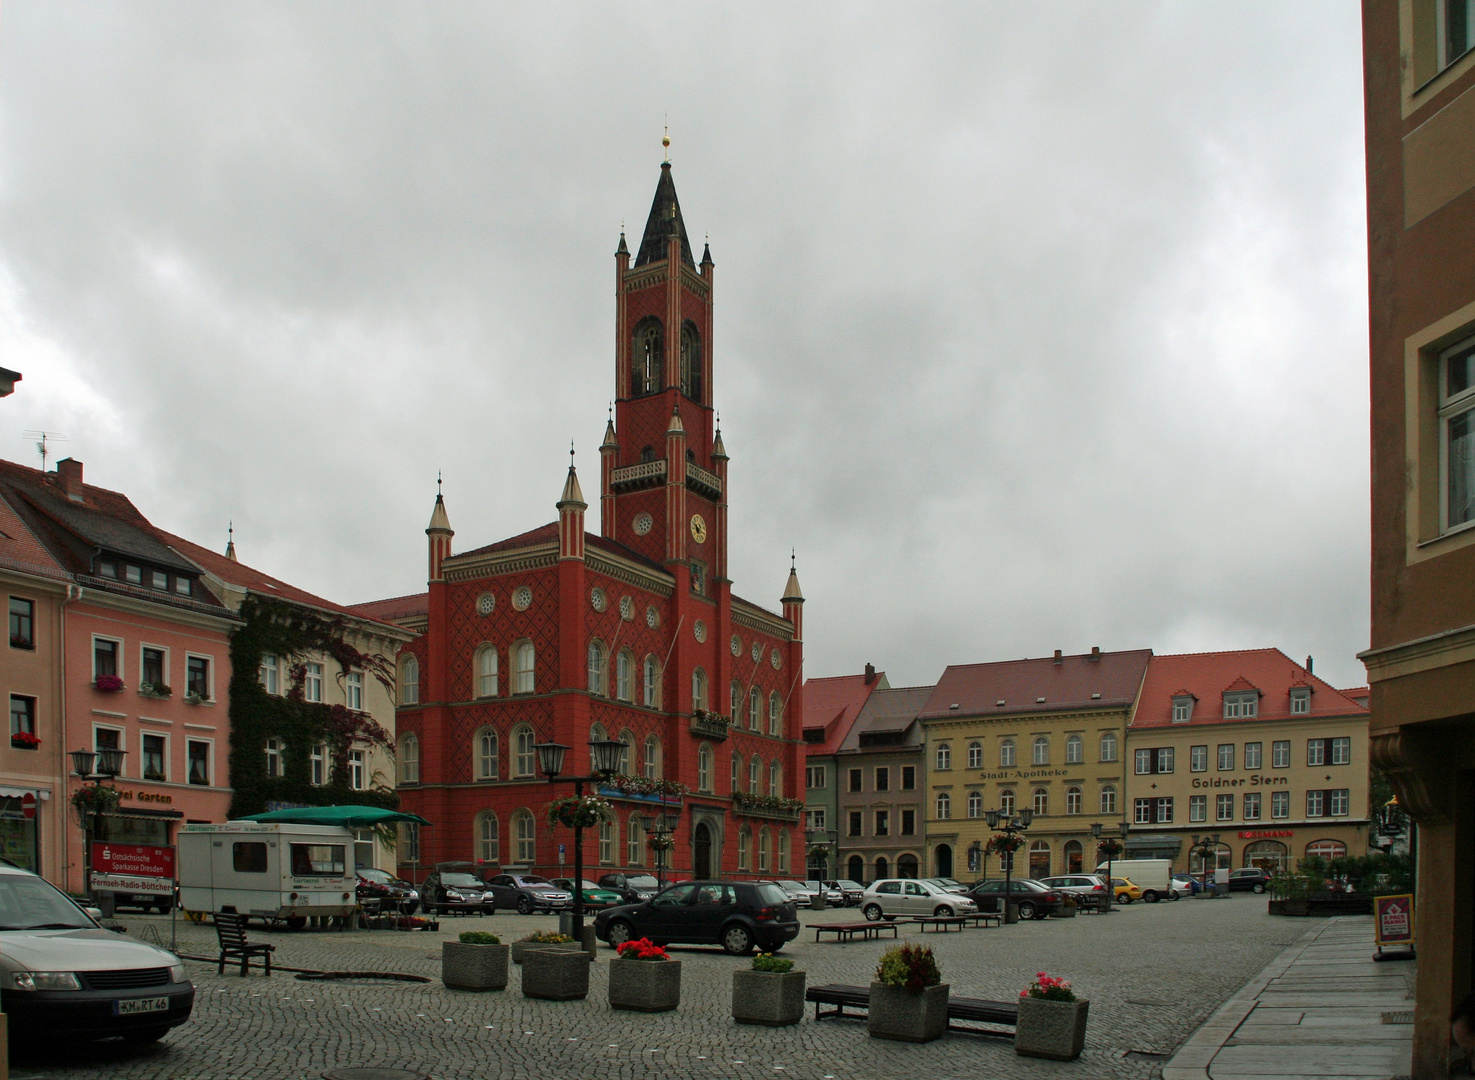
[14,894,1309,1080]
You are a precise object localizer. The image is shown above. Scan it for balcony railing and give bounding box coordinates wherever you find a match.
[689,711,730,741]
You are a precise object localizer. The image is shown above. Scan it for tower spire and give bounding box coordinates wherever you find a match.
[225,521,236,562]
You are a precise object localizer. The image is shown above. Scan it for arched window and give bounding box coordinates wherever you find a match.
[680,321,702,401]
[590,723,607,744]
[643,735,662,779]
[897,853,919,878]
[1000,788,1016,815]
[627,814,645,866]
[616,650,634,702]
[758,827,771,872]
[512,640,535,694]
[475,727,498,780]
[738,825,752,871]
[967,741,983,768]
[512,810,535,864]
[476,645,499,698]
[874,855,889,880]
[697,743,712,792]
[935,743,951,770]
[1028,840,1051,878]
[769,759,782,797]
[769,691,783,736]
[1063,839,1083,873]
[848,854,864,882]
[691,667,708,711]
[1032,736,1050,765]
[731,751,741,793]
[749,687,761,731]
[1000,738,1016,767]
[1099,783,1117,814]
[749,755,762,794]
[398,733,419,784]
[617,730,635,775]
[401,654,419,705]
[1065,734,1083,764]
[599,818,616,864]
[777,829,790,873]
[476,811,499,865]
[632,318,663,397]
[967,790,983,818]
[264,737,284,778]
[1243,839,1290,873]
[587,640,608,696]
[935,791,951,819]
[1305,839,1347,861]
[643,655,661,708]
[512,724,535,777]
[730,680,743,717]
[1099,731,1118,762]
[1032,787,1049,815]
[1065,786,1082,815]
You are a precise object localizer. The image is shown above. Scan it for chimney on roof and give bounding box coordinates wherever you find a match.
[55,458,83,501]
[1305,656,1313,674]
[1053,649,1062,664]
[1089,646,1101,661]
[864,662,876,685]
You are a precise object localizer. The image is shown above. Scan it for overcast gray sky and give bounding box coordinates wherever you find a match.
[0,3,1371,690]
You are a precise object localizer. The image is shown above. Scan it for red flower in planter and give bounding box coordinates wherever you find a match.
[10,731,39,749]
[615,937,670,961]
[94,675,124,693]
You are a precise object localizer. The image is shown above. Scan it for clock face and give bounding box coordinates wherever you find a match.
[751,642,763,662]
[645,605,660,629]
[619,596,634,621]
[476,592,495,616]
[730,634,742,657]
[694,619,707,643]
[512,586,532,611]
[689,514,707,544]
[633,512,653,536]
[590,587,607,612]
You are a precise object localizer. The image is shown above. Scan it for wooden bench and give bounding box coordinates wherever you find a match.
[805,983,1017,1036]
[961,912,1003,927]
[807,920,900,944]
[214,912,275,976]
[911,915,968,932]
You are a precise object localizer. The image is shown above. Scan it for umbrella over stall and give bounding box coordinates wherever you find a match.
[236,805,432,828]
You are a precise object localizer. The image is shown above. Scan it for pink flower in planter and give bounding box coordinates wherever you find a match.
[94,675,124,693]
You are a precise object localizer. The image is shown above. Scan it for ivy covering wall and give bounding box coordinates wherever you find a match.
[227,595,398,819]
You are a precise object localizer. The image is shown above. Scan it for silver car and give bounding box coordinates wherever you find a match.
[1038,874,1113,901]
[0,866,194,1043]
[861,878,978,921]
[771,880,820,908]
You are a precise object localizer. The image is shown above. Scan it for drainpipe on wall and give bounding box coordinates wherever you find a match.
[60,582,81,894]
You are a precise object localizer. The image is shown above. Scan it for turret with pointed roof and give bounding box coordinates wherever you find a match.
[635,162,696,269]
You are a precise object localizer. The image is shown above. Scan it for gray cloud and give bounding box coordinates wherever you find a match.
[0,1,1369,687]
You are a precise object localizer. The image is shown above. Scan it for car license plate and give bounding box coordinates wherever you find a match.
[115,996,170,1015]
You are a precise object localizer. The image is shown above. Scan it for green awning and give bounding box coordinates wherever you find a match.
[236,805,431,828]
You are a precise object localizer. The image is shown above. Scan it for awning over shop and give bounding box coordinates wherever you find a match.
[1125,834,1183,856]
[237,805,430,828]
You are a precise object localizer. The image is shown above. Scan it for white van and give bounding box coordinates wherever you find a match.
[178,822,357,928]
[1095,858,1174,902]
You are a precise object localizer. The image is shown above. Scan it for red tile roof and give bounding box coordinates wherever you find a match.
[457,522,667,575]
[918,649,1152,720]
[802,673,886,755]
[0,491,68,581]
[348,592,429,623]
[1132,649,1368,729]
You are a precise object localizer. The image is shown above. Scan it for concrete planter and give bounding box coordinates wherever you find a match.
[866,982,949,1043]
[511,939,582,965]
[732,969,806,1026]
[519,947,591,1000]
[1050,902,1078,918]
[608,958,682,1012]
[811,893,827,910]
[1015,996,1090,1061]
[441,941,509,991]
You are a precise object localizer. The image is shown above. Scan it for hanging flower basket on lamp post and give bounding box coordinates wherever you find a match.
[546,794,615,830]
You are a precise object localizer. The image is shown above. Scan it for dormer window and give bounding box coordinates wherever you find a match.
[1172,695,1194,723]
[1223,691,1258,719]
[1289,687,1311,715]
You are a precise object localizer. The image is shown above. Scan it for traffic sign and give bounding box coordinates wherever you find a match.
[20,792,35,820]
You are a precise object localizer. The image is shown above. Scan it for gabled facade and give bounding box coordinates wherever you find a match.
[835,684,930,884]
[1126,649,1370,874]
[800,666,888,876]
[374,156,805,882]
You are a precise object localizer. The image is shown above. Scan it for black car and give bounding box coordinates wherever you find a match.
[596,872,662,904]
[421,871,495,915]
[593,879,799,956]
[355,868,420,915]
[484,873,572,914]
[964,878,1065,920]
[1227,867,1272,893]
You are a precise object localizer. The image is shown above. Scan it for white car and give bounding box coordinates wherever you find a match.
[0,866,194,1044]
[861,878,978,921]
[770,880,820,908]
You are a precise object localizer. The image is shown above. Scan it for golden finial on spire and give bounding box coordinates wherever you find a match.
[663,117,670,163]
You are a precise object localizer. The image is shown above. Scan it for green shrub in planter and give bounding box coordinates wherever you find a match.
[734,953,805,1026]
[443,932,509,991]
[459,931,501,945]
[869,944,947,1042]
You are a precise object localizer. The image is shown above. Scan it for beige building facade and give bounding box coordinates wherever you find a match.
[834,685,929,884]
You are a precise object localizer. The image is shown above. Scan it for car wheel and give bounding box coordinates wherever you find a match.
[1017,901,1037,920]
[722,924,754,956]
[517,896,533,915]
[607,920,634,948]
[285,916,307,930]
[1143,890,1159,903]
[933,905,952,917]
[1169,890,1180,901]
[155,900,173,914]
[1116,893,1132,904]
[1252,882,1266,894]
[862,903,883,922]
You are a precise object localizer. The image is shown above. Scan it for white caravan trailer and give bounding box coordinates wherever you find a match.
[178,822,357,927]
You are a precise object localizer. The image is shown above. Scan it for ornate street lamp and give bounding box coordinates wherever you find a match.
[534,737,624,944]
[1191,833,1222,895]
[70,747,126,900]
[642,811,683,889]
[985,804,1032,924]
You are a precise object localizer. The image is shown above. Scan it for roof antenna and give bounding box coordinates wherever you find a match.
[22,430,67,472]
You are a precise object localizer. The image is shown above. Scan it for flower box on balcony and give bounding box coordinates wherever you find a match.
[731,793,804,821]
[138,683,172,699]
[9,636,33,650]
[183,691,207,705]
[93,675,124,693]
[10,733,40,751]
[688,710,730,741]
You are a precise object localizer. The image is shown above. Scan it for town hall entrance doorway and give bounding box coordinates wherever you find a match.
[693,822,713,879]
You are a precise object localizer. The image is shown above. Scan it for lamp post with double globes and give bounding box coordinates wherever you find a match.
[641,810,682,890]
[69,747,127,903]
[985,805,1033,924]
[534,737,626,947]
[805,828,838,908]
[1091,820,1130,912]
[1191,833,1222,896]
